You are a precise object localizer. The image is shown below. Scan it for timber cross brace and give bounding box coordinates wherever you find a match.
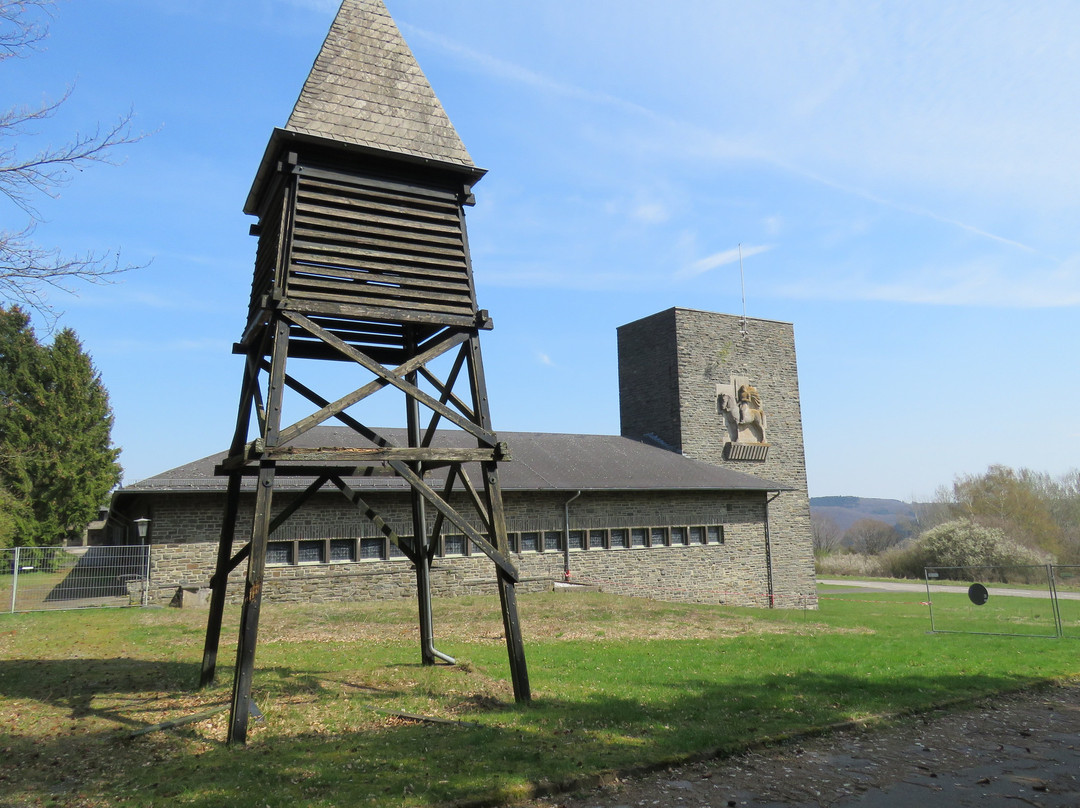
[199,308,532,744]
[197,0,532,744]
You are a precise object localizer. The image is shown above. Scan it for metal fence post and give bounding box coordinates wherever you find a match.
[1049,564,1063,638]
[10,547,19,613]
[142,545,151,607]
[924,567,936,632]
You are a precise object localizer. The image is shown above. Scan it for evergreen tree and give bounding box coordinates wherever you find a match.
[0,306,121,545]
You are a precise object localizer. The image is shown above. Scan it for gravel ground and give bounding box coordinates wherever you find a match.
[522,682,1080,808]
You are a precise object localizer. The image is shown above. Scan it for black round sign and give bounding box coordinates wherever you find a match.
[968,583,989,606]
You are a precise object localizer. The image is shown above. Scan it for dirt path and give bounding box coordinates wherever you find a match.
[523,682,1080,807]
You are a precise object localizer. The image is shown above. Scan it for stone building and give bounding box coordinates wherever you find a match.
[109,308,816,609]
[618,307,816,609]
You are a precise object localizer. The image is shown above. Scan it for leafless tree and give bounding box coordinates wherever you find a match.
[844,518,901,556]
[1,0,144,320]
[811,512,843,556]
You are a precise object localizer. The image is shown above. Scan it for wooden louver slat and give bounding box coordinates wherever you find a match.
[284,170,476,319]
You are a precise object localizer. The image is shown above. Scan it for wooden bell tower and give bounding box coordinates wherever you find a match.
[199,0,530,744]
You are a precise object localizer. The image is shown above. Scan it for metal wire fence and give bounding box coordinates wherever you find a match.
[923,564,1078,638]
[1,546,150,613]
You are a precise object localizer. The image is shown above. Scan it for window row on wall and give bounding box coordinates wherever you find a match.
[266,524,725,566]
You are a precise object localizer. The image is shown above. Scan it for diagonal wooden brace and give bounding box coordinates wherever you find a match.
[388,459,519,582]
[282,311,496,446]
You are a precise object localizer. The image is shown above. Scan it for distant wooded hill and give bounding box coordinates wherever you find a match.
[809,496,919,534]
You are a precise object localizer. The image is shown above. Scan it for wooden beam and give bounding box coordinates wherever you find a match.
[284,311,496,447]
[331,477,417,564]
[273,322,473,447]
[387,459,518,582]
[263,446,507,463]
[215,464,399,478]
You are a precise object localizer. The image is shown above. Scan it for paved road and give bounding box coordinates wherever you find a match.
[819,578,1080,601]
[530,674,1080,808]
[528,684,1080,807]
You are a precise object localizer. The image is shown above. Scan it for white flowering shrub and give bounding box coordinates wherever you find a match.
[878,518,1051,580]
[918,519,1050,567]
[816,519,1053,581]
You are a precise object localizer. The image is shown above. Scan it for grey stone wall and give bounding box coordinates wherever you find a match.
[142,489,762,546]
[617,310,682,452]
[145,524,785,609]
[617,308,816,608]
[139,488,811,609]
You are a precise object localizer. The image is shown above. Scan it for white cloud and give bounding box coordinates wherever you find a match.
[778,255,1080,308]
[677,244,773,281]
[401,24,655,119]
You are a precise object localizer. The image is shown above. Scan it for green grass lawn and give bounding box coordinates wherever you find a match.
[2,587,1079,807]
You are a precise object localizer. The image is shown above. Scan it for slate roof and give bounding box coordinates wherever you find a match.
[119,427,788,495]
[285,0,474,169]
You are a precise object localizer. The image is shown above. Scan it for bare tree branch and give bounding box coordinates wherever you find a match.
[0,0,51,61]
[1,97,144,216]
[0,223,132,325]
[0,0,147,321]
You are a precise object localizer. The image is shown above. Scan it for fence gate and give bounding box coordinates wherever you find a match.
[1050,565,1080,639]
[924,565,1061,637]
[1,546,150,613]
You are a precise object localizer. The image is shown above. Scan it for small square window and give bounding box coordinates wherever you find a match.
[670,526,688,545]
[690,526,706,544]
[330,539,355,562]
[610,528,628,548]
[588,529,606,549]
[708,525,724,544]
[567,530,584,550]
[544,531,561,551]
[267,541,293,566]
[631,527,647,547]
[443,534,466,556]
[650,527,668,547]
[298,540,325,564]
[360,537,384,560]
[520,531,539,552]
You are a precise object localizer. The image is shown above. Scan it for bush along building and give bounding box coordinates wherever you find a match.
[110,306,816,611]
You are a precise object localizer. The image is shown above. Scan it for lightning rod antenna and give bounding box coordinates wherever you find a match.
[738,243,748,338]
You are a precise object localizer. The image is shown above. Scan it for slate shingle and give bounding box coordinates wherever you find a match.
[121,428,789,495]
[286,0,474,168]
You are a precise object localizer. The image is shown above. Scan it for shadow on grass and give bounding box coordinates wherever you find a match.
[0,659,1046,808]
[0,657,337,727]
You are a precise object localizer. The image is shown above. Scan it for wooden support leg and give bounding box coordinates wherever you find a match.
[466,329,531,703]
[201,345,261,689]
[227,317,289,745]
[405,325,439,667]
[497,570,531,703]
[200,473,242,687]
[228,461,275,744]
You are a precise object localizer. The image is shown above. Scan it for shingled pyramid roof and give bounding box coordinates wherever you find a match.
[285,0,475,169]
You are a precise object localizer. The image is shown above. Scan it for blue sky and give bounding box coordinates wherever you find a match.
[4,0,1078,501]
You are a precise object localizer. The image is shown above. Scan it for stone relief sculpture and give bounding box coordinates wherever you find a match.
[718,380,767,444]
[737,384,767,442]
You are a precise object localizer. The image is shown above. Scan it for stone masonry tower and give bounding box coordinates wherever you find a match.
[617,308,815,607]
